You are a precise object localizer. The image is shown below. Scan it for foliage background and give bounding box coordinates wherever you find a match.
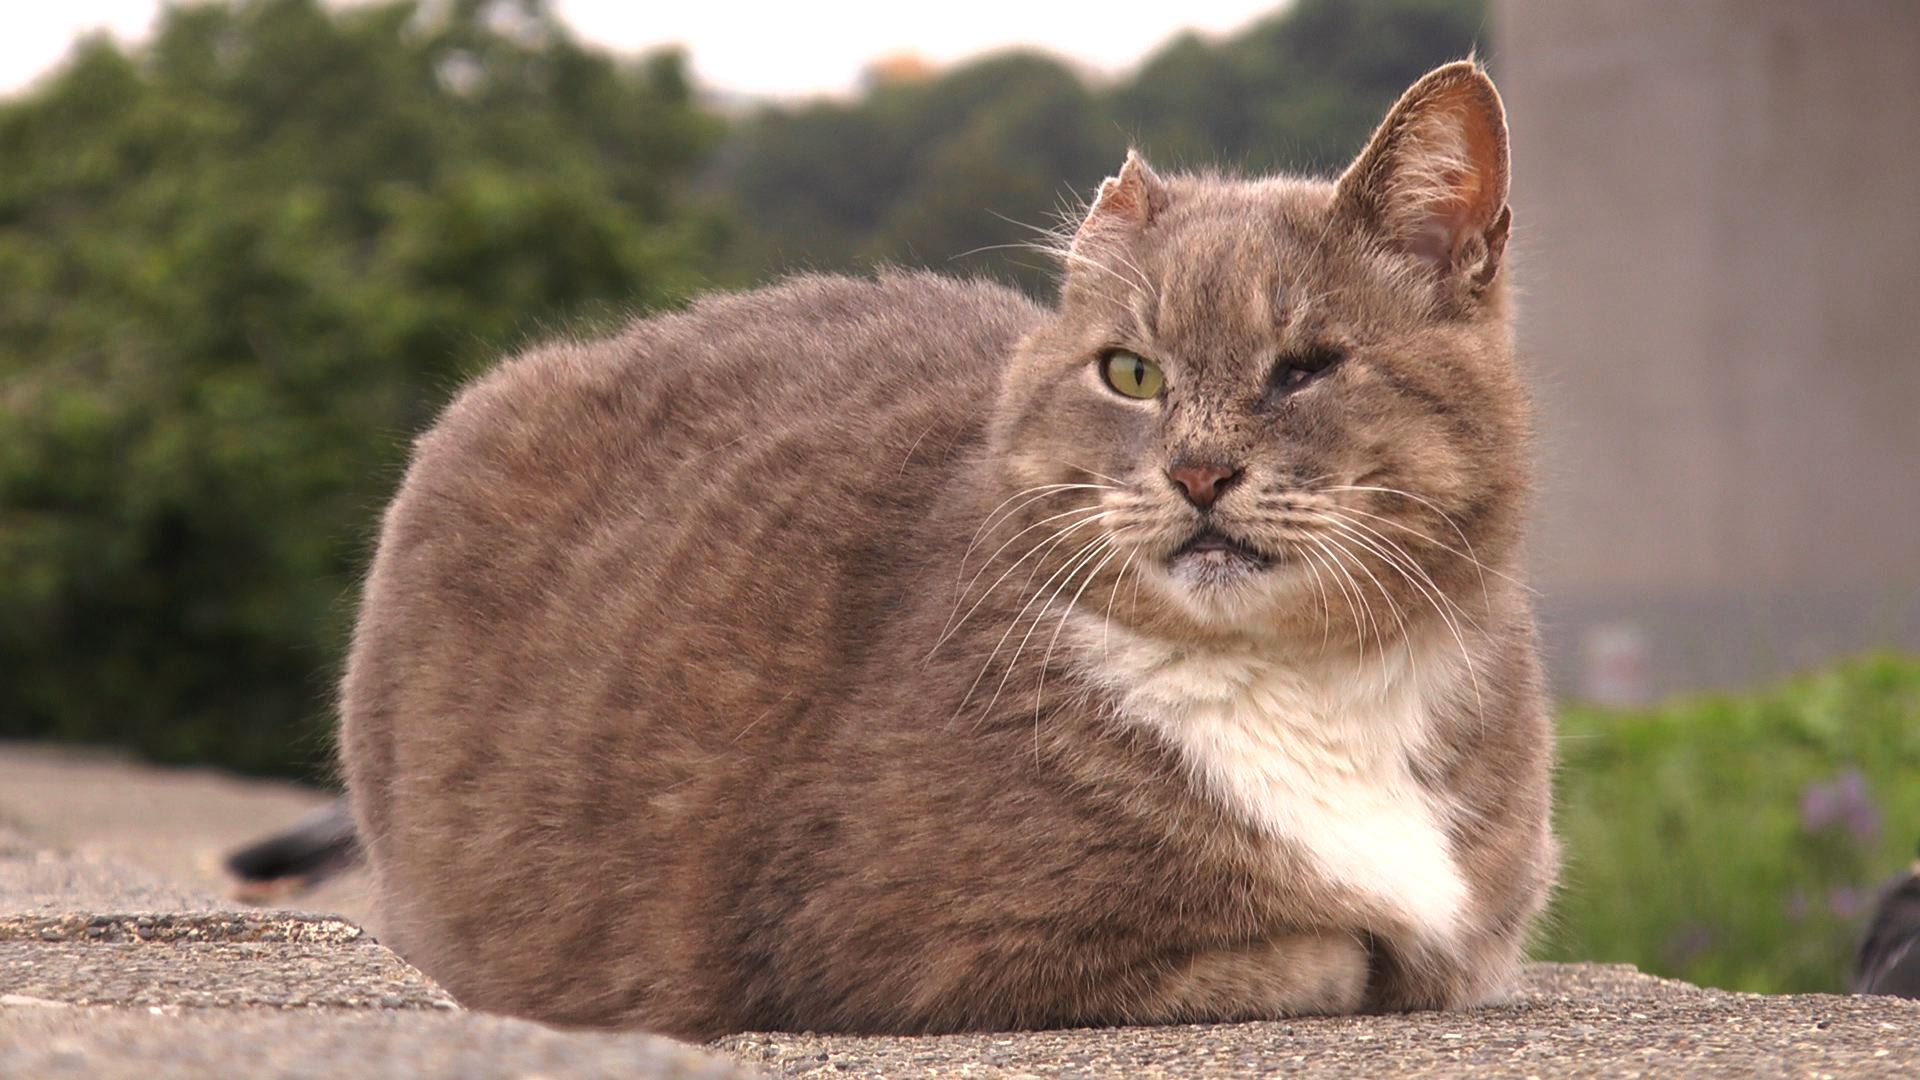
[1542,656,1920,994]
[3,0,1915,996]
[1,0,1483,776]
[1,0,724,774]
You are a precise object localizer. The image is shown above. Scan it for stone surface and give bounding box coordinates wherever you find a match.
[0,840,228,915]
[723,964,1920,1078]
[7,742,1920,1078]
[0,743,375,930]
[0,938,452,1011]
[0,1009,756,1080]
[0,745,756,1078]
[0,824,455,1012]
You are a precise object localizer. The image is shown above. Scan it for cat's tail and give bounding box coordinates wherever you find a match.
[225,796,361,903]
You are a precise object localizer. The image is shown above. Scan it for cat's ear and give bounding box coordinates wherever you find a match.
[1071,150,1167,255]
[1335,61,1510,289]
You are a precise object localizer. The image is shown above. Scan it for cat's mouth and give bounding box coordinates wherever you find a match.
[1169,526,1273,569]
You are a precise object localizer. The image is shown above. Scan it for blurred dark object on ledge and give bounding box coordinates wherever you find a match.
[1855,843,1920,998]
[225,797,360,904]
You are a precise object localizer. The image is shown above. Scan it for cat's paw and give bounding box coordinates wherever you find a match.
[1146,933,1370,1023]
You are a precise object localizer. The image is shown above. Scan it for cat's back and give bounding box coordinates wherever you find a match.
[406,269,1038,548]
[339,272,1041,1018]
[363,269,1039,645]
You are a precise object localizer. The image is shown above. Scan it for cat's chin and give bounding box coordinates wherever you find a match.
[1169,526,1272,567]
[1165,525,1274,588]
[1150,543,1332,633]
[1165,546,1276,595]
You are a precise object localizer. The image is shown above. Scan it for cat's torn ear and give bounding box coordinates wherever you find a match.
[1071,150,1167,257]
[1336,61,1511,289]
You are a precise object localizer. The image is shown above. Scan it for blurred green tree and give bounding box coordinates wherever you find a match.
[716,0,1487,291]
[0,0,1485,778]
[0,0,723,776]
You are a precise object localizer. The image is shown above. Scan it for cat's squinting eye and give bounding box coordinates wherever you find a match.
[1100,350,1164,400]
[1271,347,1346,397]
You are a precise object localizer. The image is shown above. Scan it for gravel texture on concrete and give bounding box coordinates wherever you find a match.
[0,833,457,1012]
[0,1008,758,1080]
[7,743,1920,1079]
[0,743,376,930]
[0,939,455,1011]
[0,747,757,1078]
[722,963,1920,1078]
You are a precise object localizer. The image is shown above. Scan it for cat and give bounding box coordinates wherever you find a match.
[336,60,1556,1039]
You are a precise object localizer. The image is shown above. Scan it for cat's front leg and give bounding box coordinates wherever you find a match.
[1133,932,1371,1024]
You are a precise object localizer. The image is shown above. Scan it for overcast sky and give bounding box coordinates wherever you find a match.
[5,1,1281,98]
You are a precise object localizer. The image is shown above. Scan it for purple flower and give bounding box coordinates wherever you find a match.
[1799,769,1882,842]
[1662,923,1715,967]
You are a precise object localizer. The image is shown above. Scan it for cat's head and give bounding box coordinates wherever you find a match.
[989,62,1530,644]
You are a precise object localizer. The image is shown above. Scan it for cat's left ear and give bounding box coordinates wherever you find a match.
[1335,61,1511,290]
[1071,149,1167,255]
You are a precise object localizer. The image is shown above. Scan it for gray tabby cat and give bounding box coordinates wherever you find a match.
[339,60,1556,1039]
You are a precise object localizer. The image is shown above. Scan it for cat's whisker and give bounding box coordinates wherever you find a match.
[1316,520,1435,683]
[1316,528,1412,652]
[948,240,1050,262]
[1294,542,1334,658]
[1318,510,1483,633]
[962,483,1114,567]
[954,532,1114,728]
[1051,461,1135,489]
[1033,231,1155,306]
[1314,513,1438,615]
[1313,513,1485,721]
[896,421,943,478]
[1324,485,1533,595]
[954,499,1112,605]
[1102,548,1140,659]
[729,689,798,745]
[1127,542,1148,624]
[1021,231,1141,289]
[995,536,1118,717]
[1312,533,1387,664]
[1074,236,1156,300]
[1315,510,1491,724]
[1262,472,1339,500]
[1297,532,1373,664]
[985,207,1071,246]
[1032,542,1126,749]
[955,239,1148,316]
[932,507,1118,659]
[1318,501,1499,610]
[940,519,1103,664]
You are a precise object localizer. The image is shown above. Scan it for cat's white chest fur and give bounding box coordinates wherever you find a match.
[1072,620,1468,945]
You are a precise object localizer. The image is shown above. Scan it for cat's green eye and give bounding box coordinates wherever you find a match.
[1101,350,1164,400]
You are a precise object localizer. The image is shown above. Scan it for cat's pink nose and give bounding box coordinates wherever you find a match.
[1167,462,1241,508]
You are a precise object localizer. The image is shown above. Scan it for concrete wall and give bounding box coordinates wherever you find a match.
[1492,1,1920,701]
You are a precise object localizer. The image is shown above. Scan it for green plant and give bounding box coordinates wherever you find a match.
[1543,654,1920,993]
[0,0,722,778]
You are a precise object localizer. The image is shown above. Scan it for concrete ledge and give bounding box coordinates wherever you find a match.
[6,744,1920,1078]
[0,939,455,1011]
[1,912,368,945]
[722,964,1920,1078]
[0,751,755,1078]
[0,1009,757,1080]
